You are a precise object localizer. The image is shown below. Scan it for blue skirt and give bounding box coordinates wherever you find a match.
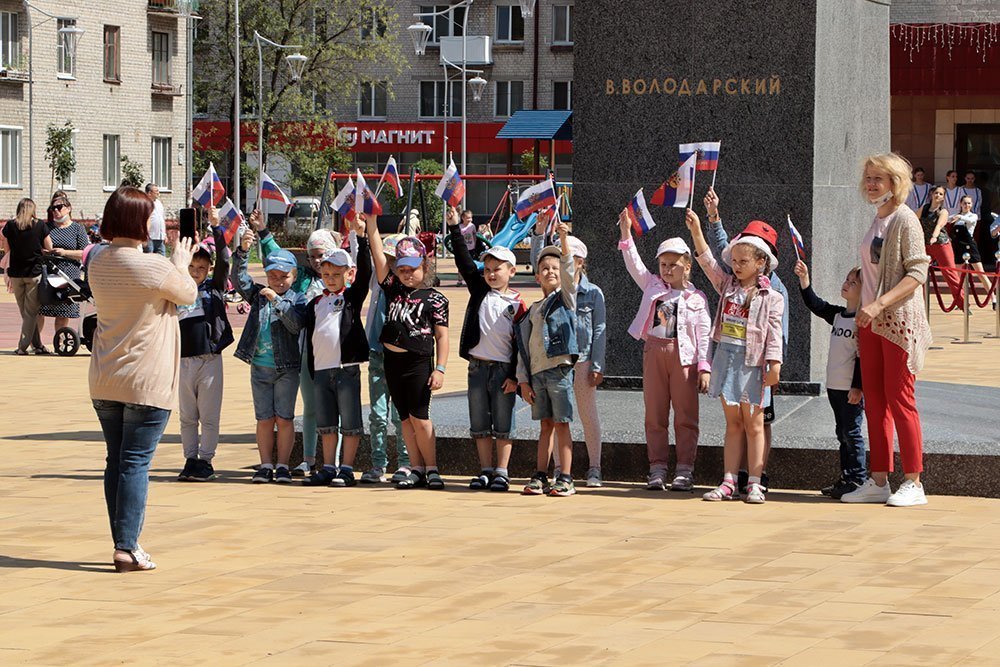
[708,341,765,407]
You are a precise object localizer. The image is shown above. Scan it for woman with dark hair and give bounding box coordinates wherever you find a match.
[88,187,197,572]
[2,198,53,355]
[38,191,90,339]
[917,186,963,309]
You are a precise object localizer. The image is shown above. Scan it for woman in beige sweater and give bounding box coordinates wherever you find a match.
[88,187,197,572]
[842,153,932,508]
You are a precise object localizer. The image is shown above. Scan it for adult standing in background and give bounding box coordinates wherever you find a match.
[960,170,982,217]
[38,192,90,340]
[905,166,932,212]
[943,170,962,215]
[145,183,166,255]
[2,198,53,355]
[88,187,197,572]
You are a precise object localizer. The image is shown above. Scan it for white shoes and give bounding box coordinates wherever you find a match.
[840,477,892,503]
[886,479,928,507]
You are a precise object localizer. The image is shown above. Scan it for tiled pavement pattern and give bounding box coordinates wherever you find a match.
[2,263,1000,665]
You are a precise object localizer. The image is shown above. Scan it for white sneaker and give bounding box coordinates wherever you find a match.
[840,477,891,503]
[886,479,928,507]
[586,467,602,488]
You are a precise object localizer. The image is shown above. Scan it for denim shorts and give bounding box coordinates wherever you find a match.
[314,365,364,436]
[468,358,517,439]
[250,364,300,421]
[530,365,575,423]
[708,342,765,408]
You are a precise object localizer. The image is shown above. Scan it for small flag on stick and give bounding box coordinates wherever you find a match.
[623,189,656,237]
[651,153,697,208]
[787,214,807,260]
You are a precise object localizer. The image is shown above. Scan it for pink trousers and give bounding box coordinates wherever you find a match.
[643,338,700,472]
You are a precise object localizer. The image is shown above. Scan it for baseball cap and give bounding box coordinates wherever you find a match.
[535,245,561,272]
[320,248,354,268]
[382,233,404,257]
[264,248,297,274]
[481,245,516,266]
[394,236,427,268]
[567,236,588,259]
[656,237,691,258]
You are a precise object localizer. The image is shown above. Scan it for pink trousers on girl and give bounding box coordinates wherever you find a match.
[643,338,700,472]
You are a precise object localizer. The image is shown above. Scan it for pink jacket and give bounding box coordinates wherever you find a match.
[696,247,784,367]
[619,237,712,372]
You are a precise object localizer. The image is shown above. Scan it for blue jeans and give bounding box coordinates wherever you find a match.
[314,365,364,436]
[93,400,171,551]
[368,350,407,470]
[299,348,318,458]
[146,239,165,255]
[529,365,575,423]
[828,389,867,484]
[250,364,299,421]
[468,358,516,438]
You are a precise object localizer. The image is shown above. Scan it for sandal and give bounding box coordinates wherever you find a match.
[396,470,426,489]
[426,471,445,490]
[468,474,489,490]
[489,474,510,492]
[702,480,738,502]
[744,482,767,504]
[113,548,156,573]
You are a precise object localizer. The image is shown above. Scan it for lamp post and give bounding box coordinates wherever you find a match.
[22,1,83,199]
[253,31,306,213]
[178,0,200,204]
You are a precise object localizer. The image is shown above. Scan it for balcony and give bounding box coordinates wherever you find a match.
[147,0,182,15]
[0,68,29,84]
[151,81,182,96]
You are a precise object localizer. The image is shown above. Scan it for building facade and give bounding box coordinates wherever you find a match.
[0,1,190,220]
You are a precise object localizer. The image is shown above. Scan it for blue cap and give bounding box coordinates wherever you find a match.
[264,249,297,274]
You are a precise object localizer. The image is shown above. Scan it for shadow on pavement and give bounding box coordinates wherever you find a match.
[0,555,111,573]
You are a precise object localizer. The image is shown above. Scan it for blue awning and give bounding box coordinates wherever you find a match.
[496,110,572,141]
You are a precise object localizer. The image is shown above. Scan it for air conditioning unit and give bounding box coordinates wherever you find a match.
[440,36,492,66]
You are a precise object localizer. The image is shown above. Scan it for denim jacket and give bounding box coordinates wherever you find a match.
[575,275,607,374]
[231,247,305,371]
[515,251,578,383]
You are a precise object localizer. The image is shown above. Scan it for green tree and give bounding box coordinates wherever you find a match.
[120,155,145,188]
[276,120,351,195]
[520,148,549,175]
[44,121,75,193]
[381,158,446,233]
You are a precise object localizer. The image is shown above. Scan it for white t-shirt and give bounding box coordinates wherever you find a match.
[313,291,349,371]
[148,199,166,241]
[719,289,749,346]
[860,213,892,307]
[905,183,932,212]
[944,187,963,216]
[648,292,680,339]
[826,312,859,391]
[469,289,522,362]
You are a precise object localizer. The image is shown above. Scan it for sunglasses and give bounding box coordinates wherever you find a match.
[51,204,68,211]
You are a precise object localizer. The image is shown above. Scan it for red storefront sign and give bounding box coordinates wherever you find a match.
[890,23,1000,95]
[194,120,572,155]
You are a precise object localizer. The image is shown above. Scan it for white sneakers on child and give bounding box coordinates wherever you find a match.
[840,478,928,506]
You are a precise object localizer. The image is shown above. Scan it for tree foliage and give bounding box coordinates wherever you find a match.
[276,121,351,195]
[120,155,145,188]
[45,121,75,192]
[520,148,549,175]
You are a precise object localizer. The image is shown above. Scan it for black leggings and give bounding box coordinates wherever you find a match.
[384,348,433,420]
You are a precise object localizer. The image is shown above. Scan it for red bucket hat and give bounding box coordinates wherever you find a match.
[738,220,778,250]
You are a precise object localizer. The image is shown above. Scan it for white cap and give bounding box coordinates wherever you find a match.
[481,245,517,266]
[320,248,354,268]
[722,235,779,272]
[535,245,562,272]
[567,236,588,259]
[655,237,691,258]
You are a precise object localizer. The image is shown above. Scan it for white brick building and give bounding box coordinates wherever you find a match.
[0,1,189,220]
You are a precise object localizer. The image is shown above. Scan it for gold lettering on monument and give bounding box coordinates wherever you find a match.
[606,74,783,97]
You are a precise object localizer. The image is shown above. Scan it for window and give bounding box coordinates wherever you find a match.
[419,5,465,44]
[553,5,574,45]
[103,26,120,82]
[152,31,171,85]
[1,11,19,70]
[103,134,120,189]
[57,131,77,190]
[0,128,22,187]
[419,80,462,118]
[151,136,171,189]
[358,81,387,119]
[56,18,76,77]
[495,5,524,43]
[494,81,524,118]
[360,9,387,40]
[553,81,572,110]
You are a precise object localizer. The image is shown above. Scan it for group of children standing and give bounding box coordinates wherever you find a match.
[171,187,870,505]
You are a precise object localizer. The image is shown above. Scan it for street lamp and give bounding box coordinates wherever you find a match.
[518,0,537,18]
[253,31,306,213]
[469,75,487,102]
[22,1,83,199]
[406,23,433,56]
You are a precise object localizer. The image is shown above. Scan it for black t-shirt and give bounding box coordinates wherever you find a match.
[379,274,449,356]
[2,220,49,277]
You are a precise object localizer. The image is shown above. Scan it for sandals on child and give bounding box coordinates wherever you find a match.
[468,474,489,490]
[426,471,445,490]
[488,474,510,492]
[702,480,737,501]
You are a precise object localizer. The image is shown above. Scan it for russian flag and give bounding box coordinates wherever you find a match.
[192,162,225,206]
[651,153,697,208]
[514,178,557,221]
[355,169,383,216]
[679,141,721,172]
[624,189,656,237]
[381,156,404,198]
[434,159,465,207]
[332,177,356,223]
[216,197,244,244]
[787,214,807,260]
[260,171,291,207]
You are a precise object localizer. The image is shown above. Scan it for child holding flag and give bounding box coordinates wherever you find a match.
[685,209,784,504]
[618,212,712,492]
[176,207,235,482]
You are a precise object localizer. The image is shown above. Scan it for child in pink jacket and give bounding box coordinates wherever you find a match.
[684,210,784,505]
[618,212,711,492]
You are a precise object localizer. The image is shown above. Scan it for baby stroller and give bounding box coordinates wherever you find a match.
[39,259,97,356]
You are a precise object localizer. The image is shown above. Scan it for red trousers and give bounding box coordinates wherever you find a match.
[927,242,963,310]
[858,326,924,474]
